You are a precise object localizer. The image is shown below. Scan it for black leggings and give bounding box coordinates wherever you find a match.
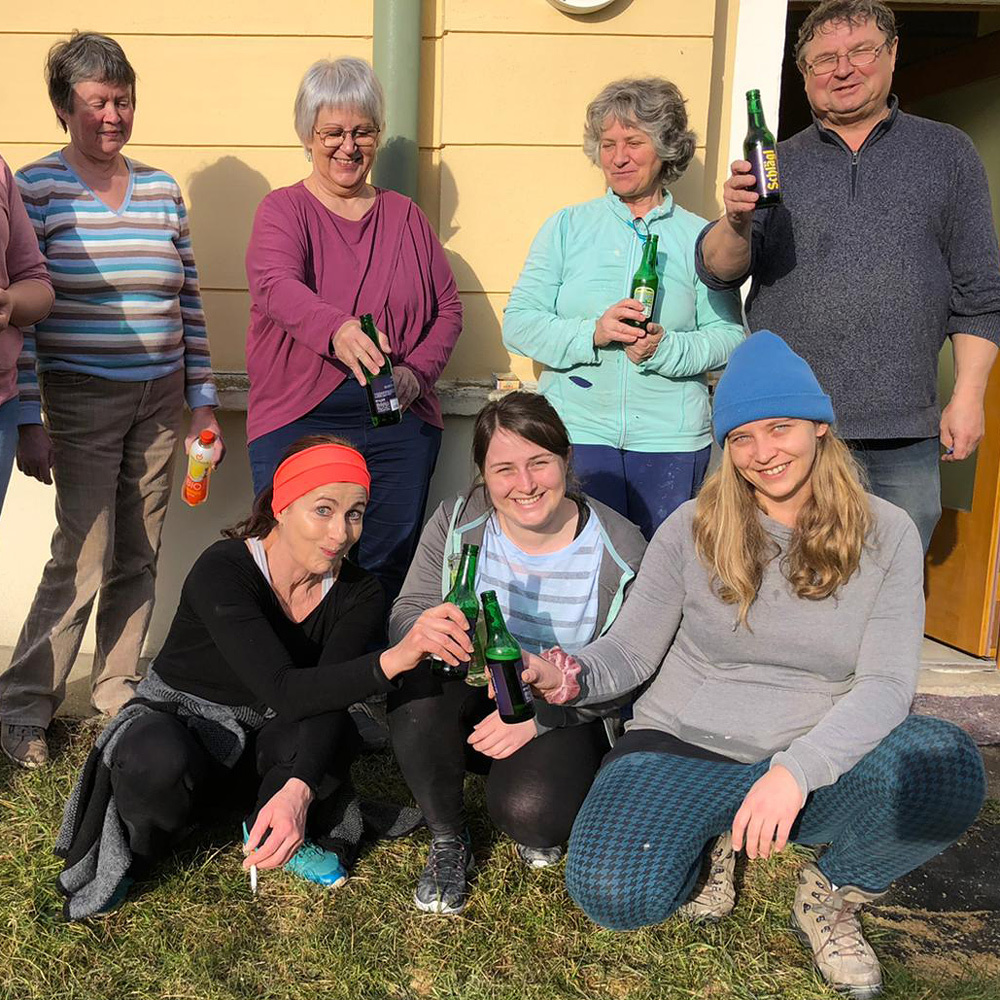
[109,708,360,866]
[387,661,608,846]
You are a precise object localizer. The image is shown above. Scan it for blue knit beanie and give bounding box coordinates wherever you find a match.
[712,330,835,445]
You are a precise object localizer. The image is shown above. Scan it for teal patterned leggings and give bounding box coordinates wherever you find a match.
[566,715,986,930]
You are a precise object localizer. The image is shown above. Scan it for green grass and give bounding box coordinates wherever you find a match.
[1,720,997,1000]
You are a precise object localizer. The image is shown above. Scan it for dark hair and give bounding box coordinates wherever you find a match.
[46,32,137,132]
[223,434,356,540]
[795,0,897,68]
[472,391,578,490]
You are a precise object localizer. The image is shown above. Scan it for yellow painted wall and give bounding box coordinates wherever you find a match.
[0,0,737,654]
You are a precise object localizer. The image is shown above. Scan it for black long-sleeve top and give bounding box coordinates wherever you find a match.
[153,539,395,788]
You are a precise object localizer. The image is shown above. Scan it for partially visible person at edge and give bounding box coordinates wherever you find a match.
[245,56,462,603]
[387,391,646,915]
[0,153,54,513]
[53,437,473,920]
[523,331,986,1000]
[0,32,224,771]
[503,76,744,542]
[697,0,1000,553]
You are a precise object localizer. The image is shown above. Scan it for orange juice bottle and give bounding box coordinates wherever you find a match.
[182,430,216,507]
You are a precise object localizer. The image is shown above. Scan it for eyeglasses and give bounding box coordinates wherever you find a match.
[314,127,380,149]
[805,41,889,77]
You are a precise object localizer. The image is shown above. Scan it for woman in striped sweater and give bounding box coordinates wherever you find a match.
[0,32,224,770]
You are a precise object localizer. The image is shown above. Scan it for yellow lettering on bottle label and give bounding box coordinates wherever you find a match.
[763,148,780,192]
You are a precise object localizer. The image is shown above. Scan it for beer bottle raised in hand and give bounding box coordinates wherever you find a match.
[624,234,659,330]
[743,89,781,209]
[481,590,535,724]
[359,313,402,428]
[430,544,480,680]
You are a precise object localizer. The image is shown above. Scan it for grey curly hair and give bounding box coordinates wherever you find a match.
[583,77,696,186]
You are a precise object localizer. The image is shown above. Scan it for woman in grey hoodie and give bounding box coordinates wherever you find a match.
[387,391,646,917]
[525,332,986,1000]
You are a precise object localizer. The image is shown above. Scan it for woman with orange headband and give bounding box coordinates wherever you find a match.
[52,434,471,920]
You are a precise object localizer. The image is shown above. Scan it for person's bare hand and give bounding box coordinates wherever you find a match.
[380,603,473,679]
[722,160,759,234]
[518,650,566,702]
[940,392,984,462]
[594,299,645,348]
[624,323,664,365]
[731,765,804,860]
[16,423,54,485]
[242,778,313,871]
[394,364,421,412]
[468,710,536,759]
[332,318,391,386]
[185,406,226,467]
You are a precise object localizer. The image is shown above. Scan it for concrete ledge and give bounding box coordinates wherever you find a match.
[214,372,537,417]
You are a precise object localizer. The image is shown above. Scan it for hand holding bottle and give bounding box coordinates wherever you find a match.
[594,299,645,347]
[624,322,664,365]
[380,603,473,680]
[332,317,391,385]
[722,160,759,232]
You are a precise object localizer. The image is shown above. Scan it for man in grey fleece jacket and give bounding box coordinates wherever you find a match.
[697,0,1000,552]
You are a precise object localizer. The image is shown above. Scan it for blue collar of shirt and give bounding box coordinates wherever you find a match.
[603,186,675,229]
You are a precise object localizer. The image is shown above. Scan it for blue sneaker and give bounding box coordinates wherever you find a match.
[283,841,348,888]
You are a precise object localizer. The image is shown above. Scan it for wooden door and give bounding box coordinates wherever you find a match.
[924,362,1000,657]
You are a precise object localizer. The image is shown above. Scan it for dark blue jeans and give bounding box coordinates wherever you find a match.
[248,379,441,603]
[571,444,712,540]
[847,437,941,554]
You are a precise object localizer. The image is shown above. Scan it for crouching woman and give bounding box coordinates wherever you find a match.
[55,435,472,919]
[524,331,986,999]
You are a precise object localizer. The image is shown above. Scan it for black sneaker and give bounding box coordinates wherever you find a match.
[414,832,475,914]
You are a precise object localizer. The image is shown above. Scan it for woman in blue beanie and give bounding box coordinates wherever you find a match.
[523,331,986,998]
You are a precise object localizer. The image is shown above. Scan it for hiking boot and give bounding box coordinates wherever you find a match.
[90,876,134,918]
[1,722,49,769]
[677,832,736,922]
[414,832,475,914]
[283,841,348,888]
[791,862,885,999]
[516,843,563,868]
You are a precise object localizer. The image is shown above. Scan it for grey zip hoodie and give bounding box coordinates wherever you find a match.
[389,486,647,733]
[567,495,924,795]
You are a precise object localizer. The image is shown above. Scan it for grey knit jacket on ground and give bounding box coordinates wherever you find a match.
[568,495,924,797]
[696,98,1000,440]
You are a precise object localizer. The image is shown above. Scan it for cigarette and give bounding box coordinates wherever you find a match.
[250,863,258,895]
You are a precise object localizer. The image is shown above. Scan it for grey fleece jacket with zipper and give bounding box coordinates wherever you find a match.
[389,486,647,733]
[695,98,1000,440]
[567,495,924,796]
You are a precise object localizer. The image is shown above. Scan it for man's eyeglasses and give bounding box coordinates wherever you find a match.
[805,41,889,77]
[314,127,380,149]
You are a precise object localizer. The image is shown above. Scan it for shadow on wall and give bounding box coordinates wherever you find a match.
[146,155,272,654]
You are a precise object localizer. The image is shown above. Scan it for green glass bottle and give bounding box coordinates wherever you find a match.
[359,313,402,428]
[743,89,782,209]
[625,234,659,330]
[480,590,535,724]
[430,544,480,680]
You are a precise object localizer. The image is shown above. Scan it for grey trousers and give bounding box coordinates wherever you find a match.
[0,370,184,727]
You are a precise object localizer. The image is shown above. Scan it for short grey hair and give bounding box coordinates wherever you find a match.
[583,77,696,186]
[293,57,385,150]
[795,0,897,68]
[46,31,136,132]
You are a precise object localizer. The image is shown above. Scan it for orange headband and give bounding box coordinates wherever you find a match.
[271,444,371,515]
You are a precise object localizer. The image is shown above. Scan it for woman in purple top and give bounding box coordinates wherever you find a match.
[245,57,463,602]
[0,154,54,514]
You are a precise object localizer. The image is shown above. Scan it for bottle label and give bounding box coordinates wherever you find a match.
[633,285,655,319]
[370,375,400,415]
[486,654,534,719]
[749,143,781,195]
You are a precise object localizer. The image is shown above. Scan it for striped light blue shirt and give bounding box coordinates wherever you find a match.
[475,511,602,655]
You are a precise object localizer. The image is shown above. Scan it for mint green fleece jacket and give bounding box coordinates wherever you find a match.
[503,189,745,452]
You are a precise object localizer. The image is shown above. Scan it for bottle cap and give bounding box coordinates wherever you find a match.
[198,430,216,444]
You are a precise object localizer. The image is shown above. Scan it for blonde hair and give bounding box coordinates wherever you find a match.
[693,427,872,629]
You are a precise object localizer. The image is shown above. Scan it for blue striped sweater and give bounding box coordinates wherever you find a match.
[14,152,217,423]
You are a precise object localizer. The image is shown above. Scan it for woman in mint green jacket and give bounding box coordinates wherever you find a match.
[503,76,744,539]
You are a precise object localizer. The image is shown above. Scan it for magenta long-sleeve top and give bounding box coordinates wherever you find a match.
[1,155,51,408]
[244,182,463,442]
